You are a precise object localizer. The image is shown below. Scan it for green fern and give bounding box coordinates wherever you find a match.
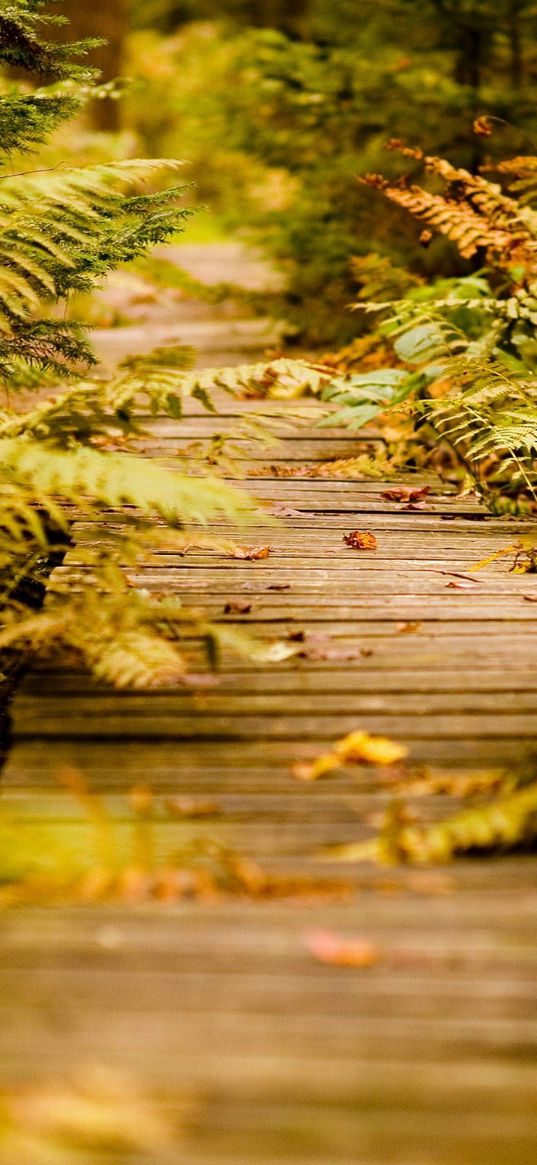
[0,438,260,523]
[351,147,537,502]
[0,4,328,686]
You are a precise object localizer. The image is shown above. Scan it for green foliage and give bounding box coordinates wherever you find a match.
[319,369,420,431]
[334,146,537,504]
[0,3,330,686]
[139,1,537,342]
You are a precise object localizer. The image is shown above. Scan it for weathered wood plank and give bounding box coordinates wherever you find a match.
[3,313,537,1165]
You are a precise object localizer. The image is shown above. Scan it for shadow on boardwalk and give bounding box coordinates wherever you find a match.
[1,242,537,1165]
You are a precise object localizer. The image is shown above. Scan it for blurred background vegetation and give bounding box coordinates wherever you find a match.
[19,1,537,343]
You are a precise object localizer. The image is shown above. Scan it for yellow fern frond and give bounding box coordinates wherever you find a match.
[0,438,259,525]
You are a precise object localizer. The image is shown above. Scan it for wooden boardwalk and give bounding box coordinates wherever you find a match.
[1,254,537,1162]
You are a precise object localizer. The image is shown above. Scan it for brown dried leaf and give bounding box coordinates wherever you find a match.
[268,503,304,517]
[223,600,252,614]
[343,530,378,550]
[291,631,367,662]
[396,621,422,634]
[473,115,494,136]
[232,545,271,560]
[305,929,381,968]
[157,533,272,561]
[445,578,480,590]
[381,486,430,503]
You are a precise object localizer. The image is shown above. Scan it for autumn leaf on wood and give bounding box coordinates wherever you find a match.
[293,730,408,781]
[305,929,381,968]
[149,532,271,560]
[232,545,271,560]
[343,530,378,550]
[288,631,368,662]
[381,486,430,502]
[335,731,408,765]
[445,578,480,589]
[268,503,304,517]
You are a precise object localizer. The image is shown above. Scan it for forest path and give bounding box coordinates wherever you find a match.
[91,240,283,369]
[1,243,537,1164]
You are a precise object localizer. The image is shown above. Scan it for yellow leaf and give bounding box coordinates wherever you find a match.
[292,753,340,781]
[334,731,408,766]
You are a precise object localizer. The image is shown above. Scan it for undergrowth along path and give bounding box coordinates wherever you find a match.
[1,243,537,1165]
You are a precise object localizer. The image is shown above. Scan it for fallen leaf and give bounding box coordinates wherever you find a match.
[292,632,367,662]
[523,593,537,603]
[232,545,271,560]
[293,730,408,781]
[396,621,422,634]
[268,503,304,517]
[343,530,378,550]
[268,583,291,590]
[157,533,272,561]
[223,600,252,614]
[381,486,430,503]
[335,731,408,766]
[165,797,221,819]
[254,640,303,662]
[305,929,381,968]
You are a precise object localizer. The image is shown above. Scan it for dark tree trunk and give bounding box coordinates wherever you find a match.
[47,1,127,130]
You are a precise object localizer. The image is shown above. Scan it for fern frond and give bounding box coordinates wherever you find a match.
[0,438,260,525]
[363,175,514,261]
[79,629,188,689]
[364,144,537,274]
[324,779,537,865]
[397,782,537,863]
[319,368,418,430]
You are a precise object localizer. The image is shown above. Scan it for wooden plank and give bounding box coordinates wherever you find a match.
[3,321,537,1165]
[10,710,537,738]
[20,666,537,691]
[12,690,537,717]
